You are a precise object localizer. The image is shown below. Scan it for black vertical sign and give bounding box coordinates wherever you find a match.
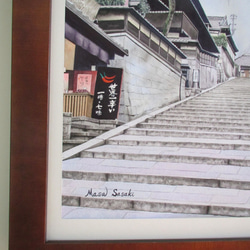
[92,67,123,120]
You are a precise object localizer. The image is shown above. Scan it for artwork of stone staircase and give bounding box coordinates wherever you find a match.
[62,78,250,218]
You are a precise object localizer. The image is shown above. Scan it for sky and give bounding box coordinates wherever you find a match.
[199,0,250,56]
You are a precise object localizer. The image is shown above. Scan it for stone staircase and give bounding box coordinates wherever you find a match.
[62,78,250,218]
[63,116,123,151]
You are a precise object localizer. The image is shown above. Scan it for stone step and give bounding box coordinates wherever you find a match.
[70,137,95,142]
[168,107,250,114]
[62,158,250,190]
[182,106,250,112]
[184,96,250,102]
[165,110,250,119]
[106,135,250,150]
[202,89,250,93]
[186,99,250,104]
[201,96,250,99]
[62,179,250,217]
[156,113,250,122]
[195,96,250,100]
[146,118,250,128]
[205,88,250,93]
[72,117,122,127]
[71,129,100,137]
[80,145,250,167]
[188,96,250,101]
[175,106,250,113]
[62,79,250,218]
[63,139,88,152]
[124,128,250,140]
[190,94,249,98]
[72,123,115,131]
[71,128,109,135]
[188,100,250,105]
[70,134,96,141]
[137,123,250,134]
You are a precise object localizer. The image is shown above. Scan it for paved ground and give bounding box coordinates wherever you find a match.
[62,78,250,219]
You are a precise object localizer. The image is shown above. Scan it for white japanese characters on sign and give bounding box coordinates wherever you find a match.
[108,83,118,113]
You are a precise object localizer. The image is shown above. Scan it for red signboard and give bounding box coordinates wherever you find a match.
[73,71,97,95]
[76,73,92,92]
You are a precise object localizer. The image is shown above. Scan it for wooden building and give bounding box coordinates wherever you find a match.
[208,16,238,82]
[64,1,128,117]
[235,54,250,78]
[96,7,187,121]
[145,0,219,90]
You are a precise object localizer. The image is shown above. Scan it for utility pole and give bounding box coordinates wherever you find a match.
[230,14,237,36]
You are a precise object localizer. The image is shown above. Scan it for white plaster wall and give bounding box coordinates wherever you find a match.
[187,58,200,87]
[200,64,217,89]
[226,42,236,63]
[221,48,235,78]
[109,33,182,122]
[186,56,217,89]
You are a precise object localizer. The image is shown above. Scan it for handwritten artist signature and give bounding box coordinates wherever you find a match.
[85,188,134,198]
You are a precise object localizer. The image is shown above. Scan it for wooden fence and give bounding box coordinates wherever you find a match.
[63,93,93,117]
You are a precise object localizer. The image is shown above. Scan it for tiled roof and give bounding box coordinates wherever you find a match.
[208,16,230,30]
[169,37,194,43]
[170,38,217,58]
[191,0,210,25]
[66,1,128,57]
[208,15,238,53]
[235,54,250,67]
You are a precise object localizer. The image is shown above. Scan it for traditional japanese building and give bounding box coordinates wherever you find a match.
[145,0,219,91]
[208,16,238,82]
[235,54,250,78]
[96,6,187,122]
[65,0,229,122]
[64,0,128,117]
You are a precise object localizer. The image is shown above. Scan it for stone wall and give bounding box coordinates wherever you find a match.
[186,57,200,88]
[108,33,184,122]
[63,112,72,140]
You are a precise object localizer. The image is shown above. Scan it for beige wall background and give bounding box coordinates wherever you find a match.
[0,0,12,249]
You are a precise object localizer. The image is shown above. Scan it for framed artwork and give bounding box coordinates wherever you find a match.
[9,0,250,249]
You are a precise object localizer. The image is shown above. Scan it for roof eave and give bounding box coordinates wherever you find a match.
[171,39,218,58]
[161,0,219,53]
[99,6,187,59]
[66,3,128,57]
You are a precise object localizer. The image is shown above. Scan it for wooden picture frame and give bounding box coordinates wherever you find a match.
[9,0,250,249]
